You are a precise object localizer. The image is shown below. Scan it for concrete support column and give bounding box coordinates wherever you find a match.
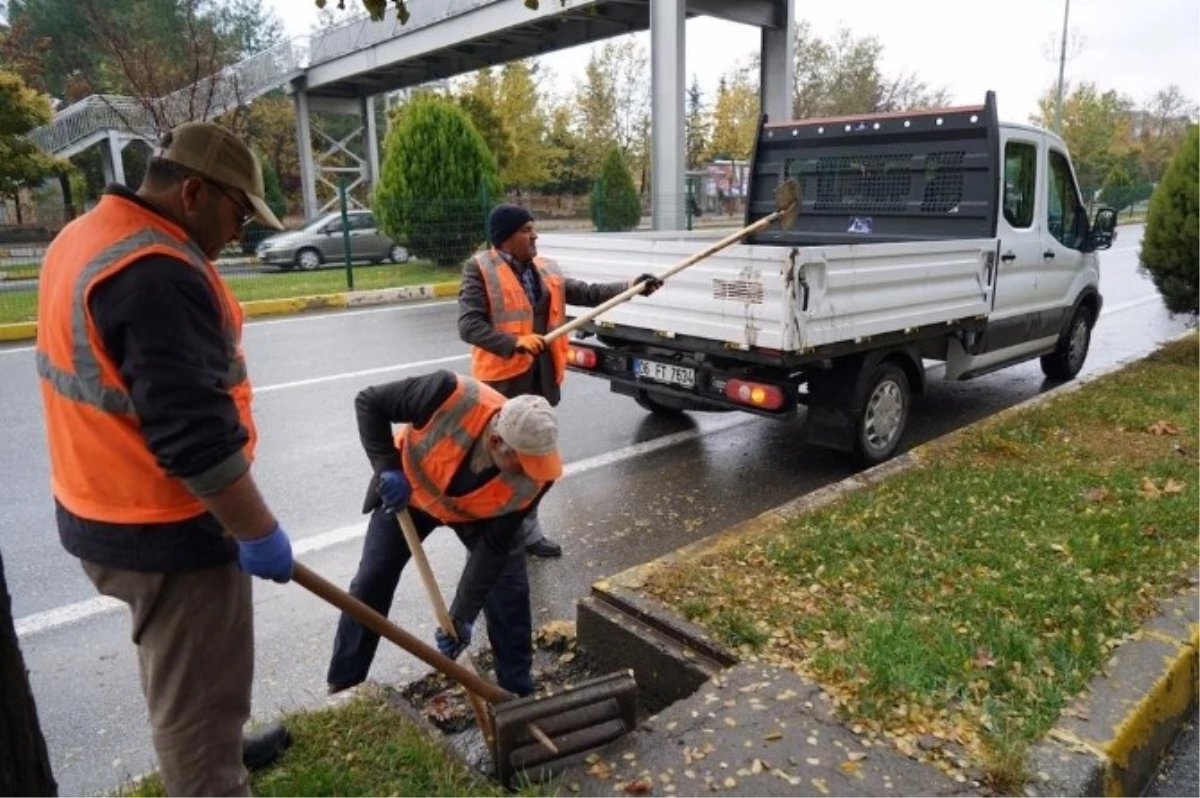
[293,88,319,221]
[361,94,381,192]
[650,0,686,231]
[759,0,795,123]
[100,131,127,187]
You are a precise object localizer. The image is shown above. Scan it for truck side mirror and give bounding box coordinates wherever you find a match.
[1087,207,1118,251]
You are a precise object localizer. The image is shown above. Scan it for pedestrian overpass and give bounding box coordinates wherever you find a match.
[28,0,794,230]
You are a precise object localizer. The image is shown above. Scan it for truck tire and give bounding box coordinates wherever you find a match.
[1040,305,1092,381]
[854,363,910,466]
[633,390,686,416]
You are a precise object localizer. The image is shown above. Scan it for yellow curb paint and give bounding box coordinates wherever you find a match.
[1103,642,1198,772]
[241,294,348,318]
[0,322,37,342]
[432,281,460,298]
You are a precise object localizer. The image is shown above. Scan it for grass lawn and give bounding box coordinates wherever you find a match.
[0,291,37,324]
[644,335,1199,792]
[0,261,40,281]
[225,261,458,302]
[0,261,460,325]
[118,688,546,797]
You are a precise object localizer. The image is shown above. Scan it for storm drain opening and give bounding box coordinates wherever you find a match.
[384,588,739,787]
[388,620,652,782]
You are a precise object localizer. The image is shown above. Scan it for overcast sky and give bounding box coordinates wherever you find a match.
[269,0,1200,123]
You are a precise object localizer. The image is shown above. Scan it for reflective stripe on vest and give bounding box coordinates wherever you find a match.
[36,193,255,524]
[470,249,568,384]
[35,228,247,416]
[401,377,543,523]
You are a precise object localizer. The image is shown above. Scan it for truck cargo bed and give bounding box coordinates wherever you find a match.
[544,232,998,353]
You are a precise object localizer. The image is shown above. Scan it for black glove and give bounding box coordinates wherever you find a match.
[632,273,664,296]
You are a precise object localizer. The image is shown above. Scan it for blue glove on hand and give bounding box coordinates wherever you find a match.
[236,523,293,583]
[377,469,411,511]
[434,618,473,660]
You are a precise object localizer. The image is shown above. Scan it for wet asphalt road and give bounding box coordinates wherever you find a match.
[0,226,1192,795]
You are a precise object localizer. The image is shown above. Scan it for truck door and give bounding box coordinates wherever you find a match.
[1040,144,1091,315]
[992,132,1042,324]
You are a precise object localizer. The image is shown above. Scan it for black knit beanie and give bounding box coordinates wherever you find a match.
[488,204,534,248]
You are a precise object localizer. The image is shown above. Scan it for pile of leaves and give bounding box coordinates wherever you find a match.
[644,335,1199,791]
[400,620,603,736]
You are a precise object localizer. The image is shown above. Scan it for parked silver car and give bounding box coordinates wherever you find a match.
[255,210,410,270]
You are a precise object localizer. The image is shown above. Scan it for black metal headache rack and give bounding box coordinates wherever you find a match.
[746,91,1001,246]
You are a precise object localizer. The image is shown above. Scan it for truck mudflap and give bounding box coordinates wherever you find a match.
[565,341,798,418]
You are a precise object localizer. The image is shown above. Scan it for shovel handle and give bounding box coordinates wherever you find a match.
[395,510,496,743]
[291,561,510,704]
[544,206,789,344]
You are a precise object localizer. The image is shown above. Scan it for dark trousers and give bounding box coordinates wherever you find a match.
[327,507,534,695]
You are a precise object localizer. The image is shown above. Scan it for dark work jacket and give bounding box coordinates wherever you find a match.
[55,185,248,573]
[354,370,550,622]
[457,251,627,405]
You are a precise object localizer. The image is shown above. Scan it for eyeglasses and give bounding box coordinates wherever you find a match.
[207,180,256,229]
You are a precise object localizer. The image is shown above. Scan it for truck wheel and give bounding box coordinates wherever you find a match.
[1040,306,1093,381]
[634,390,686,416]
[854,363,910,466]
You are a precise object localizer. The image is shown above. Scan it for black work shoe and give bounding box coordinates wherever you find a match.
[242,721,292,772]
[326,677,364,696]
[525,537,563,558]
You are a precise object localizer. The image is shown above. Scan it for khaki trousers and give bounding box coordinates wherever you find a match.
[83,560,253,797]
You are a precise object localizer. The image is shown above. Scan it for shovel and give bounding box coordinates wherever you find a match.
[544,178,802,344]
[394,507,554,754]
[292,560,638,786]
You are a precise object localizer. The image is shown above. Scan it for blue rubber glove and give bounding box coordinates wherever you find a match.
[377,469,411,511]
[236,523,293,583]
[434,618,473,660]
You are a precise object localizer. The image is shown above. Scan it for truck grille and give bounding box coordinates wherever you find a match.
[712,278,764,304]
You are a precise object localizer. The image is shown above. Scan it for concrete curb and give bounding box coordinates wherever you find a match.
[578,330,1199,796]
[0,281,461,342]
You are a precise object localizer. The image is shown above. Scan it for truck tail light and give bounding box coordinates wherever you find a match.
[725,379,785,410]
[567,345,598,369]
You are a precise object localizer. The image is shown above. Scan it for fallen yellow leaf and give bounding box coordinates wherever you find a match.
[619,777,653,795]
[1148,420,1180,435]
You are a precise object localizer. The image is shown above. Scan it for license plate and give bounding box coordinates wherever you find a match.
[632,358,695,389]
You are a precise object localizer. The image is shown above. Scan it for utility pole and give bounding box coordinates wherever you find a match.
[1054,0,1071,134]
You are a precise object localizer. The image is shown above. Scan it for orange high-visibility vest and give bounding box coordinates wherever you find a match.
[469,248,568,384]
[398,376,544,523]
[35,193,256,524]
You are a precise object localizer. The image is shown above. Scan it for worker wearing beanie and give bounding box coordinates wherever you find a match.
[458,204,662,559]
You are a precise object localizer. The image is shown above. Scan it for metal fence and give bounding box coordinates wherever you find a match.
[0,191,744,328]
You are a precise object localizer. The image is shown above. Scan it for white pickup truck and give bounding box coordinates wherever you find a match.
[549,93,1118,464]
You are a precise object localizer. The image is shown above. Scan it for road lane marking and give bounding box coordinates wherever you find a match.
[256,353,469,394]
[14,596,123,638]
[1102,294,1162,315]
[244,299,455,328]
[14,414,755,640]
